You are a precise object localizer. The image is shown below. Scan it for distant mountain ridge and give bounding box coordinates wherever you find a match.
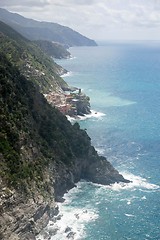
[0,8,97,47]
[0,21,68,93]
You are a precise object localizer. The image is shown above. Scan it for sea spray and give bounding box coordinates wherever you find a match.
[51,42,160,239]
[36,175,159,240]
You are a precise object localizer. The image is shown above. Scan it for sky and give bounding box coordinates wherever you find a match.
[0,0,160,41]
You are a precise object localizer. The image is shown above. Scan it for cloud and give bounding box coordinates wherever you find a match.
[63,0,96,5]
[0,0,49,7]
[0,0,160,40]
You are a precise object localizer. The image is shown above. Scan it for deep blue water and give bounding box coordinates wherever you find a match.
[38,42,160,240]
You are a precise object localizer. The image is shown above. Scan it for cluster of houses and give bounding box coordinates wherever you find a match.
[44,89,90,117]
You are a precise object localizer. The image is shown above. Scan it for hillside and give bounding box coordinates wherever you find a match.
[0,51,128,240]
[0,8,97,47]
[0,21,92,116]
[0,21,68,93]
[0,23,129,240]
[34,40,71,59]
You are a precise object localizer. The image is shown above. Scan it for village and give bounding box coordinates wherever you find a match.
[44,88,91,117]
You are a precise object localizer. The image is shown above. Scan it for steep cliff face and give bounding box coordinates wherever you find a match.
[0,21,130,239]
[53,123,129,199]
[0,52,129,239]
[0,186,56,240]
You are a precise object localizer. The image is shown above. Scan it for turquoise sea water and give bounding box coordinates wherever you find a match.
[38,42,160,240]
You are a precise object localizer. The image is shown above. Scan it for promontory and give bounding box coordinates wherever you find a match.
[0,19,129,240]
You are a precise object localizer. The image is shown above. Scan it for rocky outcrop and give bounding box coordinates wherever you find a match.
[0,149,129,240]
[0,186,56,240]
[83,155,129,185]
[53,143,129,200]
[73,91,91,116]
[0,28,129,240]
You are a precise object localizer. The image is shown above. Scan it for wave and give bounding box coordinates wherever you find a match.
[78,110,106,121]
[88,109,105,118]
[95,147,105,155]
[37,204,98,239]
[69,56,77,60]
[121,172,159,191]
[61,71,73,78]
[93,172,159,192]
[66,110,106,123]
[36,182,98,240]
[125,213,135,217]
[36,175,159,240]
[47,206,98,240]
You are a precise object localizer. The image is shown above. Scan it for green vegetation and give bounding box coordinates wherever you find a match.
[0,21,68,93]
[0,21,99,201]
[0,51,92,194]
[34,40,71,59]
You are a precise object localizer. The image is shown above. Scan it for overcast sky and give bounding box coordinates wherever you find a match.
[1,0,160,41]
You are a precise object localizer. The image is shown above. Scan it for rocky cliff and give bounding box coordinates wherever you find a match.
[0,52,129,239]
[0,24,129,240]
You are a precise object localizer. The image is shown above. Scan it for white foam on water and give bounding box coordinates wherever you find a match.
[78,110,106,121]
[66,115,76,123]
[61,71,74,78]
[37,182,98,240]
[127,200,131,205]
[125,213,135,217]
[49,206,98,240]
[38,206,98,240]
[66,110,106,123]
[93,172,159,192]
[68,56,77,60]
[121,172,160,191]
[141,196,147,200]
[61,181,85,204]
[95,147,105,155]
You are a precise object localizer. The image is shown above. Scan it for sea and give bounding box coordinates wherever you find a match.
[37,41,160,240]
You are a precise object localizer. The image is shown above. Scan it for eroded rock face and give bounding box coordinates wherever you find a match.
[0,150,129,240]
[0,185,56,240]
[0,49,129,239]
[83,156,130,185]
[53,148,130,201]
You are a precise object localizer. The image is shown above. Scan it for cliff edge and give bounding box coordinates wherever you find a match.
[0,22,129,240]
[0,54,129,240]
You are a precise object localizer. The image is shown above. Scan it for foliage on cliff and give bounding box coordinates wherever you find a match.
[0,17,129,240]
[34,40,71,59]
[0,53,92,192]
[0,22,128,194]
[0,21,68,93]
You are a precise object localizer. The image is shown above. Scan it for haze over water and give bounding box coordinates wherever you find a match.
[40,41,160,240]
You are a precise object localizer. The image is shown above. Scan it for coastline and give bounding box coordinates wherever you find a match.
[37,42,160,240]
[35,175,130,239]
[36,172,159,240]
